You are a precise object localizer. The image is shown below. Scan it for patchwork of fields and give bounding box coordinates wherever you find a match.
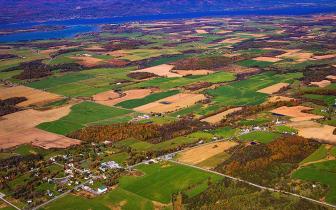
[0,14,336,210]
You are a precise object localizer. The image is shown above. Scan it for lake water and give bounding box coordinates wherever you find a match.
[0,25,98,43]
[0,6,335,43]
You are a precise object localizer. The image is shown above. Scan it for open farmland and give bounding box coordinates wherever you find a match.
[119,162,222,204]
[93,89,152,107]
[0,103,78,148]
[134,93,206,113]
[70,56,104,67]
[126,71,236,90]
[0,85,63,107]
[133,64,182,78]
[112,48,181,61]
[38,102,133,135]
[292,160,336,204]
[27,67,136,97]
[177,141,237,165]
[0,128,80,149]
[206,72,302,106]
[270,106,324,122]
[0,13,336,210]
[115,90,179,109]
[201,107,243,124]
[257,83,289,95]
[288,121,336,144]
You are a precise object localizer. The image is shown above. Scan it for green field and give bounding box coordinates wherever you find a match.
[38,102,133,135]
[300,145,328,165]
[0,49,48,71]
[169,104,203,117]
[117,48,181,61]
[42,162,220,209]
[292,160,336,204]
[119,162,222,203]
[27,73,94,89]
[237,60,273,68]
[303,94,336,106]
[239,131,280,144]
[210,127,238,139]
[239,118,271,126]
[207,72,302,106]
[27,67,135,97]
[116,90,179,109]
[113,139,153,151]
[114,131,215,152]
[42,188,155,210]
[274,125,298,134]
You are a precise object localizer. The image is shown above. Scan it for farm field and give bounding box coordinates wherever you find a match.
[177,141,237,165]
[93,89,152,107]
[134,93,206,113]
[206,72,302,106]
[239,131,281,144]
[292,160,336,203]
[38,102,133,135]
[126,71,236,90]
[0,85,63,107]
[41,188,155,210]
[119,162,222,203]
[0,13,336,210]
[116,90,180,109]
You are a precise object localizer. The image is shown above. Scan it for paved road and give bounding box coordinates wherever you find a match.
[170,160,336,209]
[33,180,90,210]
[32,138,336,209]
[0,196,21,210]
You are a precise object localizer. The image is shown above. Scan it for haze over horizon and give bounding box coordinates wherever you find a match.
[1,0,336,24]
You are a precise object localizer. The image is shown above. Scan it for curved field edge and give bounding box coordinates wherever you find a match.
[37,102,133,135]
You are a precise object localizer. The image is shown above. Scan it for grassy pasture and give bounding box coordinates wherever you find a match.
[292,160,336,204]
[113,139,153,151]
[239,131,280,144]
[27,73,94,89]
[207,72,302,106]
[119,162,222,203]
[43,161,221,209]
[169,104,203,117]
[0,70,22,80]
[303,94,336,106]
[237,60,273,68]
[210,127,238,139]
[118,48,181,61]
[41,188,155,210]
[275,125,298,134]
[239,118,271,126]
[27,67,135,97]
[114,131,215,152]
[47,83,111,97]
[0,49,48,72]
[38,102,133,135]
[300,145,328,165]
[116,90,179,109]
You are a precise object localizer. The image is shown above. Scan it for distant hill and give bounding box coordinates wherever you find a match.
[0,0,335,24]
